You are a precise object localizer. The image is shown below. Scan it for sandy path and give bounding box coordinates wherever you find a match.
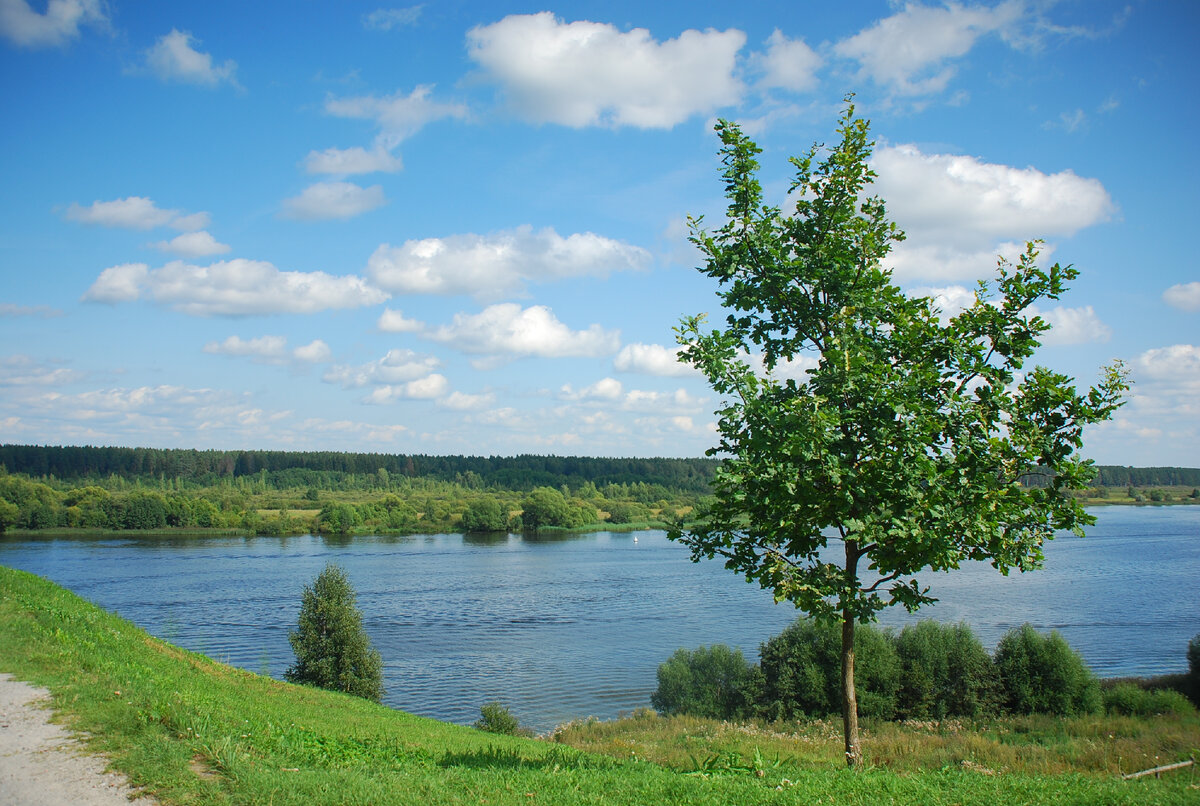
[0,673,157,805]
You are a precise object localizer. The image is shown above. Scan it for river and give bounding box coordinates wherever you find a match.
[1,505,1196,732]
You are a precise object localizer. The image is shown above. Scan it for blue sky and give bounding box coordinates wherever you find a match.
[1,1,1196,465]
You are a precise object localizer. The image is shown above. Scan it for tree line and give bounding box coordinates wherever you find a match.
[0,444,717,493]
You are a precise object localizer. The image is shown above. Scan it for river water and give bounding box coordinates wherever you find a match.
[1,506,1196,732]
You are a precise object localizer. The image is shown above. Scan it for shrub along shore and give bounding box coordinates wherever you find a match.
[1,565,1198,805]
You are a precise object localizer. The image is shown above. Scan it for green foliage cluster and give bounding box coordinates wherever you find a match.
[758,620,899,721]
[285,563,384,703]
[0,444,719,494]
[1102,684,1194,717]
[0,462,697,536]
[651,620,1158,724]
[650,645,761,720]
[993,624,1100,716]
[472,702,533,737]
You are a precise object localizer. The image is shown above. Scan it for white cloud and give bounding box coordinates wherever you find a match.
[873,144,1114,282]
[323,349,441,389]
[834,1,1023,96]
[0,355,81,386]
[282,181,386,220]
[376,308,424,333]
[560,377,624,401]
[1135,344,1200,385]
[466,12,745,128]
[293,340,332,363]
[150,230,231,257]
[1036,305,1111,346]
[143,29,239,88]
[0,0,105,48]
[203,335,288,362]
[82,259,388,315]
[365,373,449,403]
[303,145,403,175]
[439,391,495,411]
[365,225,650,300]
[908,284,979,321]
[754,29,821,92]
[202,335,332,366]
[82,263,148,302]
[325,85,467,150]
[1163,282,1200,312]
[427,303,620,360]
[363,5,423,31]
[0,303,61,318]
[613,343,695,377]
[64,196,209,231]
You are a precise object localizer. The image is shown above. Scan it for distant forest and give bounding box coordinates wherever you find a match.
[0,444,719,494]
[1,444,1197,490]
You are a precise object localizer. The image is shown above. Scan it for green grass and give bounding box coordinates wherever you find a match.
[1,565,1196,805]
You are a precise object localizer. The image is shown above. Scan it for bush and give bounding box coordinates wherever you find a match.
[994,624,1100,715]
[1103,683,1195,716]
[285,563,384,703]
[758,618,899,721]
[1188,633,1200,707]
[474,702,532,736]
[650,645,761,720]
[895,621,998,719]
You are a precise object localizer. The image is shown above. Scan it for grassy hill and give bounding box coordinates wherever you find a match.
[1,565,1195,805]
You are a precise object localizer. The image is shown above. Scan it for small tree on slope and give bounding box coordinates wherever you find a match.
[672,101,1127,767]
[286,563,384,703]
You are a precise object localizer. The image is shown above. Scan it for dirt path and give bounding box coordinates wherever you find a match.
[0,673,157,805]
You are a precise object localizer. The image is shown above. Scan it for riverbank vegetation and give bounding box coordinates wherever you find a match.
[650,619,1200,725]
[3,565,1196,805]
[0,445,1197,537]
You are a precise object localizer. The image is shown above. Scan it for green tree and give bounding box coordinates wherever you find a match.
[672,102,1127,765]
[461,497,507,532]
[285,563,384,703]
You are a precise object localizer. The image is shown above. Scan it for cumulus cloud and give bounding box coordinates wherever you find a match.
[65,196,209,231]
[427,303,619,361]
[376,308,424,333]
[560,377,624,401]
[203,335,332,365]
[303,146,403,175]
[439,390,495,411]
[364,373,449,403]
[1035,305,1111,346]
[1163,281,1200,312]
[282,181,386,220]
[323,348,441,389]
[363,5,422,31]
[872,144,1114,282]
[366,226,650,300]
[82,259,388,315]
[754,29,821,92]
[0,0,106,48]
[834,1,1023,96]
[142,29,239,88]
[325,85,467,150]
[150,230,230,257]
[613,343,695,377]
[466,12,745,128]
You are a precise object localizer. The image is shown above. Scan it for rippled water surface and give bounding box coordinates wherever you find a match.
[2,505,1197,732]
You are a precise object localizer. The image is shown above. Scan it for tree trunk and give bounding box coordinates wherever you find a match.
[841,611,861,767]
